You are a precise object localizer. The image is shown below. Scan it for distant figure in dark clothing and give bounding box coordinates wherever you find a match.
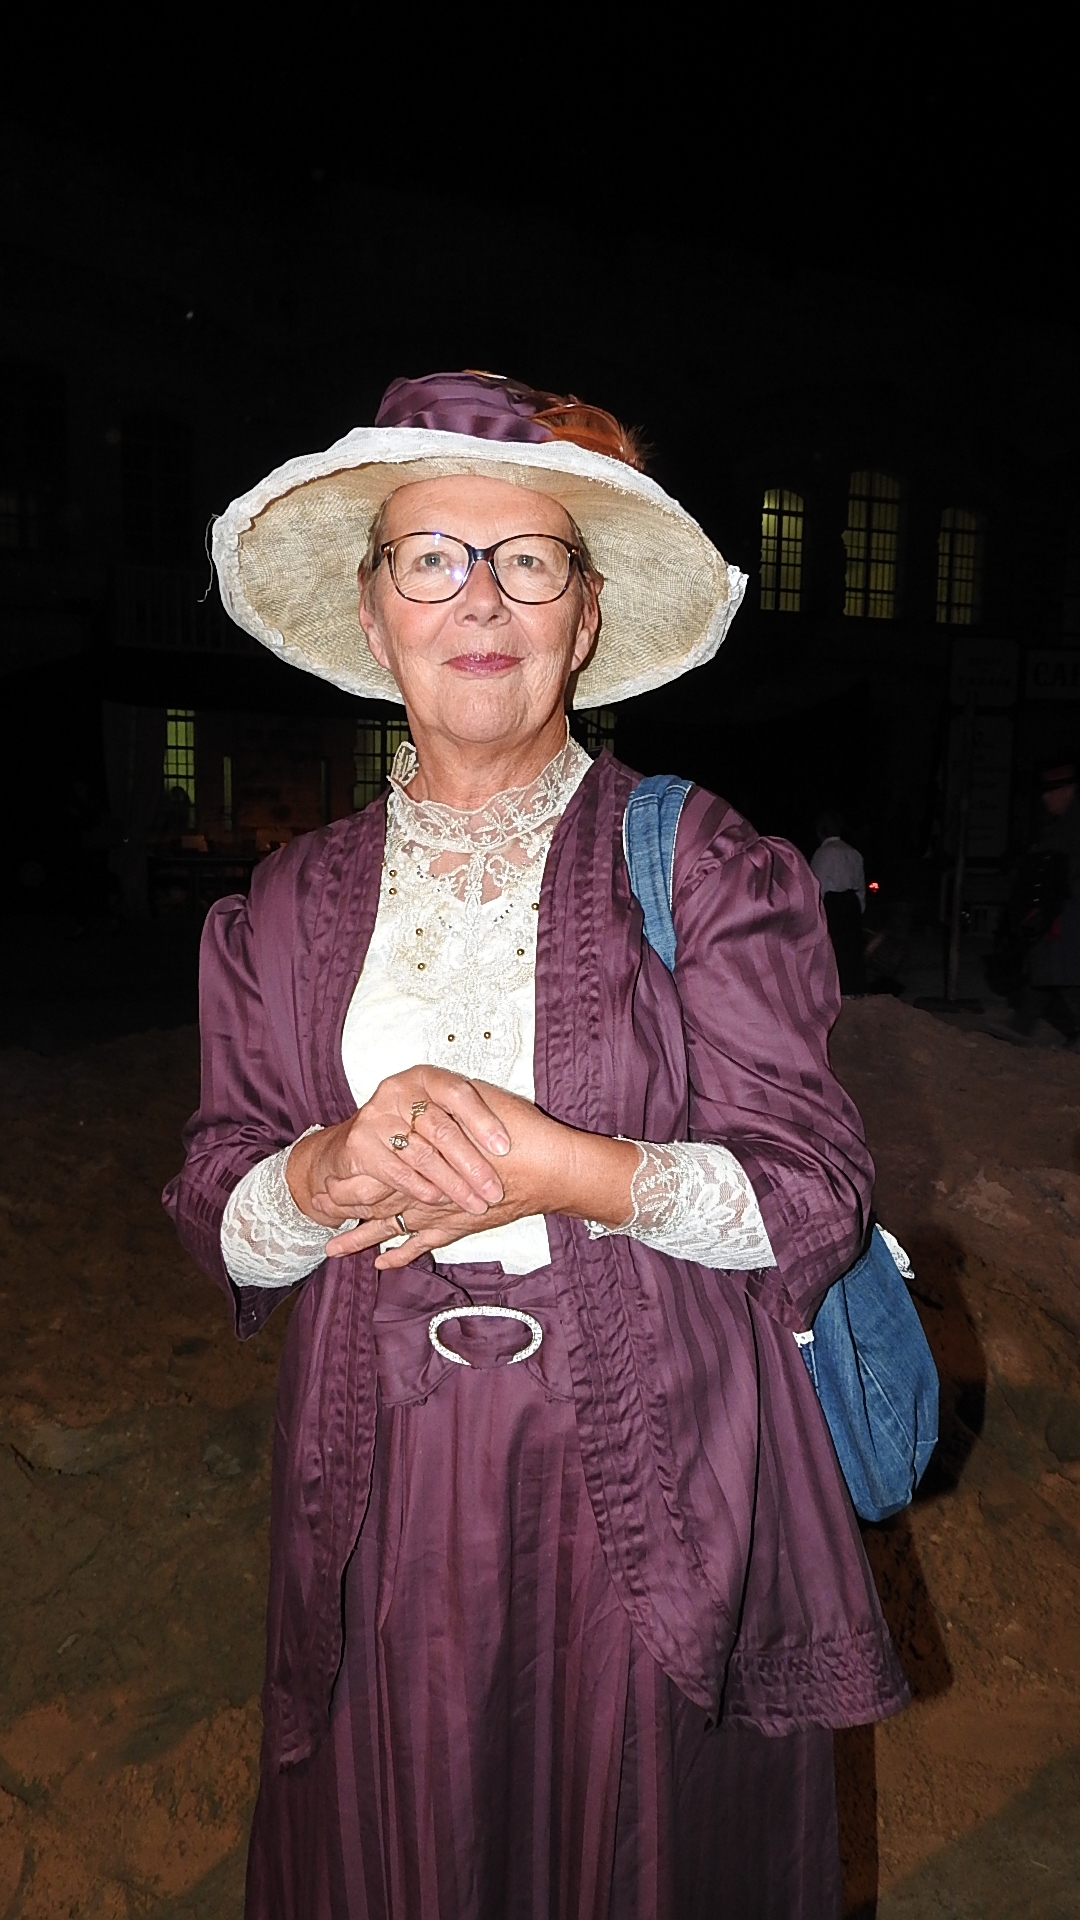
[811,810,866,995]
[1015,760,1080,1045]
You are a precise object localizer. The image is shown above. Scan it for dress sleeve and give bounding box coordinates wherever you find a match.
[220,1129,359,1288]
[587,1140,775,1268]
[162,891,323,1334]
[670,793,875,1330]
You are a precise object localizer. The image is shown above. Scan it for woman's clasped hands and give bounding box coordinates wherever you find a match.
[284,1066,638,1269]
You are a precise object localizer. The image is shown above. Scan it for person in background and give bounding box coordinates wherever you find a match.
[811,808,866,996]
[1015,759,1080,1046]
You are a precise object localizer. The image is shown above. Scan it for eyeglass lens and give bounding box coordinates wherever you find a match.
[389,533,572,603]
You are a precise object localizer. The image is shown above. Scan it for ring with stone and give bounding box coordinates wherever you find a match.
[388,1133,410,1152]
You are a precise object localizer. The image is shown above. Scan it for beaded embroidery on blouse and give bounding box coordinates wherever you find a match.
[379,733,592,1083]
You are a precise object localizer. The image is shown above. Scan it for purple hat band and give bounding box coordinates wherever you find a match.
[374,372,554,445]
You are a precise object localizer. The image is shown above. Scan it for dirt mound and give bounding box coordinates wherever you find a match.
[829,1000,1080,1915]
[1,1003,1079,1915]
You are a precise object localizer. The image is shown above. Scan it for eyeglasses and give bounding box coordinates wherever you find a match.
[375,531,582,605]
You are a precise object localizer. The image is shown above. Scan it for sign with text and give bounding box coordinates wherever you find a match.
[945,713,1013,858]
[950,637,1018,708]
[1025,650,1080,701]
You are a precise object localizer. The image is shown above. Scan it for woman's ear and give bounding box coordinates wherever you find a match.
[571,576,603,671]
[357,575,391,670]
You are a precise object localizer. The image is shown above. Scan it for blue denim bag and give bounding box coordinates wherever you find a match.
[623,774,939,1522]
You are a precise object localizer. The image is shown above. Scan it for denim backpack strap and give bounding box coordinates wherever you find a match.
[622,774,939,1523]
[622,775,693,972]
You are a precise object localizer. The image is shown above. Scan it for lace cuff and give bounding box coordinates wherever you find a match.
[220,1128,358,1289]
[588,1140,775,1270]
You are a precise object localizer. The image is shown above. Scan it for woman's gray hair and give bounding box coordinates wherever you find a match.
[359,494,600,587]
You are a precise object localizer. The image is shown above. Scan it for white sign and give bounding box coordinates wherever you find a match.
[1025,650,1080,700]
[945,713,1013,859]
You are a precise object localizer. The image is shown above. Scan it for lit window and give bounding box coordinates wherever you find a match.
[843,472,902,619]
[571,708,618,756]
[354,716,411,810]
[936,508,984,626]
[760,489,804,612]
[164,709,196,807]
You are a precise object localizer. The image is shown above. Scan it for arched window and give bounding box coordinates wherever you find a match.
[760,489,804,612]
[843,471,902,619]
[164,708,196,810]
[936,508,984,626]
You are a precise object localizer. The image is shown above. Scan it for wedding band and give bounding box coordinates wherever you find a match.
[389,1134,410,1151]
[394,1212,409,1236]
[410,1100,428,1119]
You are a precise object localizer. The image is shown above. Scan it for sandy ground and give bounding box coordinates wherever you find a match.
[2,999,1080,1917]
[828,1005,1080,1918]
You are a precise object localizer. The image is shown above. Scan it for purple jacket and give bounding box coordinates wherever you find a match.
[164,752,906,1769]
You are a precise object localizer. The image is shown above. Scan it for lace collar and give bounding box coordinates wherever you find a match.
[387,728,592,855]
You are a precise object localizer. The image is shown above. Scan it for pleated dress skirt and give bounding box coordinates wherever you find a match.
[246,1260,843,1920]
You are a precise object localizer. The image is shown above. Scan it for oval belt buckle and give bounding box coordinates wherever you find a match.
[428,1304,543,1368]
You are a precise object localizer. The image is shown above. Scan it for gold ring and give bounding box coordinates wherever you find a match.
[388,1134,409,1151]
[410,1100,428,1119]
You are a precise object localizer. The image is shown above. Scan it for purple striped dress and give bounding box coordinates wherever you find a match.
[164,753,907,1919]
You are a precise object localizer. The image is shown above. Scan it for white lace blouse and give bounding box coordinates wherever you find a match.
[221,736,775,1287]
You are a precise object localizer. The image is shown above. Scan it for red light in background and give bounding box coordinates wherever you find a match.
[868,880,880,892]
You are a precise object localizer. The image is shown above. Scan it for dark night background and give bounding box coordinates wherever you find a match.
[8,27,1080,1914]
[1,10,1075,1033]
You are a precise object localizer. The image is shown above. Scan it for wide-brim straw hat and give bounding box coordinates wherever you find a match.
[211,372,747,709]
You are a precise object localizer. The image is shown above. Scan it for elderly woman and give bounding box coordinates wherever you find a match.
[165,372,906,1920]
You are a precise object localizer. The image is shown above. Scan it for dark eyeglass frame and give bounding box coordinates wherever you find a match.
[374,532,584,605]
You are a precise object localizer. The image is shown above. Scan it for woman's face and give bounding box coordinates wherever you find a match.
[358,476,601,751]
